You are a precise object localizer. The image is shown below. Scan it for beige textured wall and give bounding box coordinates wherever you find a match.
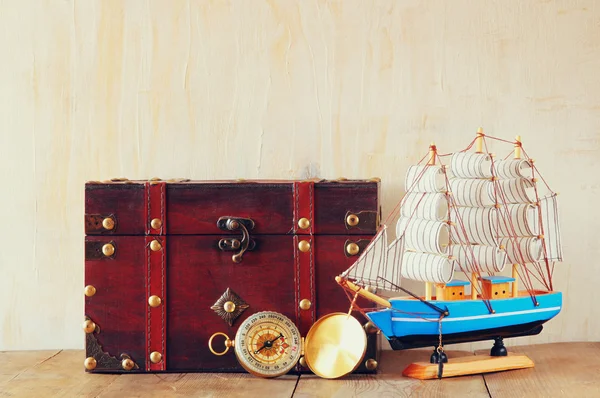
[1,0,599,350]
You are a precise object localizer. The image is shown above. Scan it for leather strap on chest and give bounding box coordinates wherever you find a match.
[144,182,167,371]
[293,181,316,338]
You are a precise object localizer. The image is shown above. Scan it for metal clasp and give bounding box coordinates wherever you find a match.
[217,217,255,263]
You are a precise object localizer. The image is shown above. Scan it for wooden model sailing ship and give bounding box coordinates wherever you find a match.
[336,130,562,378]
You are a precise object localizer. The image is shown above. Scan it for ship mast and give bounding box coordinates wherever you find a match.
[470,127,485,300]
[512,135,522,297]
[425,142,436,301]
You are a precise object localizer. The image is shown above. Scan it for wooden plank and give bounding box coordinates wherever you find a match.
[95,372,299,398]
[0,350,119,397]
[294,349,490,398]
[0,350,60,384]
[479,342,600,398]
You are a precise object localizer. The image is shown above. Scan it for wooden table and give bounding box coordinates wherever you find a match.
[1,343,598,397]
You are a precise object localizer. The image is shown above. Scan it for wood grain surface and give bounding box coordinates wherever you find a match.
[5,343,599,397]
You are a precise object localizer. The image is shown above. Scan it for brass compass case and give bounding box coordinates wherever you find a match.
[209,311,368,379]
[304,313,368,379]
[235,312,302,378]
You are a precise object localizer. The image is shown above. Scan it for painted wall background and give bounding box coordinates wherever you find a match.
[0,0,599,350]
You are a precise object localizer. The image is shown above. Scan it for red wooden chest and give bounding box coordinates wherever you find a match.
[84,178,381,374]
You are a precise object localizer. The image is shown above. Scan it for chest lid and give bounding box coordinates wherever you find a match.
[85,179,380,236]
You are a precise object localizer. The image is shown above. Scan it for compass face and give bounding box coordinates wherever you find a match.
[234,311,302,378]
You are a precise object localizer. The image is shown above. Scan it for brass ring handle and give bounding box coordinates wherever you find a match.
[208,332,232,356]
[227,220,250,264]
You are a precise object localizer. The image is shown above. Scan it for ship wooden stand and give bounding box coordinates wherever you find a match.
[402,353,534,380]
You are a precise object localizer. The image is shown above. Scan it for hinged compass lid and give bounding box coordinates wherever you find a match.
[303,312,368,379]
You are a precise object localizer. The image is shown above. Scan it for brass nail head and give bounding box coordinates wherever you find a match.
[299,299,311,310]
[150,240,162,251]
[365,358,378,371]
[83,320,96,334]
[299,356,307,368]
[150,351,162,364]
[364,321,379,335]
[298,240,311,253]
[223,301,236,313]
[122,358,135,371]
[84,357,97,370]
[102,243,115,257]
[298,217,310,230]
[84,285,96,297]
[346,214,360,227]
[148,295,162,308]
[346,242,360,256]
[150,218,162,230]
[102,217,115,230]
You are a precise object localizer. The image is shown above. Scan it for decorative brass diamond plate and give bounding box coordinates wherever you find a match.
[211,288,249,326]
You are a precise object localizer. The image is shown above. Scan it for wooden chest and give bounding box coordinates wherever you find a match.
[84,179,381,374]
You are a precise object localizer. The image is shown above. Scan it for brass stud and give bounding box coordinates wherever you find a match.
[150,218,162,230]
[102,217,115,230]
[223,301,236,313]
[299,299,311,310]
[298,240,311,253]
[148,295,162,308]
[298,217,310,230]
[102,243,115,257]
[369,177,381,183]
[365,358,378,371]
[84,285,96,297]
[84,357,97,370]
[122,358,135,371]
[150,240,162,251]
[364,321,379,334]
[150,351,162,364]
[299,356,307,368]
[83,320,96,334]
[346,242,360,256]
[346,214,359,227]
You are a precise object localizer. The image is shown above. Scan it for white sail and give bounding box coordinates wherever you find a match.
[400,192,448,221]
[497,204,540,237]
[382,237,405,290]
[450,245,507,273]
[539,194,563,261]
[341,226,388,286]
[400,252,455,284]
[449,179,495,207]
[493,159,532,179]
[450,207,498,246]
[496,178,536,204]
[499,237,543,264]
[405,165,446,193]
[396,217,449,255]
[450,152,493,179]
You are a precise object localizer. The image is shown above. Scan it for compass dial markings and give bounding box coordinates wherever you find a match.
[234,311,302,377]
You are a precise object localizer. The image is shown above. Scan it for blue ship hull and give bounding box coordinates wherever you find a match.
[366,292,562,350]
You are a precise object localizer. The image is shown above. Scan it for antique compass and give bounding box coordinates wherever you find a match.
[209,311,367,379]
